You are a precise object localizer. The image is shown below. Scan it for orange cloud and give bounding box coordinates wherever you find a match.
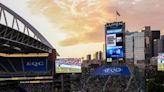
[27,0,164,47]
[27,0,115,46]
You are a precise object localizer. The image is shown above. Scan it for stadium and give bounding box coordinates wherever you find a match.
[0,3,57,92]
[0,2,154,92]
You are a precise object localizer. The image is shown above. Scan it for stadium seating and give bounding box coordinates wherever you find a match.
[19,83,52,92]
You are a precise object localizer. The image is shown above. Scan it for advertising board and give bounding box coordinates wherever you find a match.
[93,66,131,76]
[24,57,47,71]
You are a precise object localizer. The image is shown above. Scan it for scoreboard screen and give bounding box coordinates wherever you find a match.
[158,53,164,71]
[105,22,125,62]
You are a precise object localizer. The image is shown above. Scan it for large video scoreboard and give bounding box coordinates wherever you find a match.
[55,58,82,73]
[105,22,125,63]
[158,53,164,71]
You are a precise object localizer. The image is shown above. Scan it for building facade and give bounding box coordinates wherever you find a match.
[142,26,160,62]
[125,32,145,65]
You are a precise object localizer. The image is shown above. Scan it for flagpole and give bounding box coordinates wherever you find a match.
[115,11,118,22]
[116,11,120,22]
[116,13,117,22]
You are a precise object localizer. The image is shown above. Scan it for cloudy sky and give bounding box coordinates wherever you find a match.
[1,0,164,58]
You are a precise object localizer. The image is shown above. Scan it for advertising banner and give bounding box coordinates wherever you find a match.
[93,66,131,76]
[24,58,47,71]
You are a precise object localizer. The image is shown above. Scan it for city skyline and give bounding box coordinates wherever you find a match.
[1,0,164,58]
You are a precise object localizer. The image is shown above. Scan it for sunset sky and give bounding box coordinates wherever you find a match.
[1,0,164,58]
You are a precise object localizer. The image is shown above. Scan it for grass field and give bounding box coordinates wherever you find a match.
[56,66,81,73]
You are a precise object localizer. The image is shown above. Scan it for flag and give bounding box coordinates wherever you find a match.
[116,11,120,16]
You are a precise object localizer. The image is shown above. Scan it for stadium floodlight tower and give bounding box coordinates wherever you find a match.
[105,21,125,65]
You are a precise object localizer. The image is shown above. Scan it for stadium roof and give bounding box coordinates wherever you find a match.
[0,3,59,55]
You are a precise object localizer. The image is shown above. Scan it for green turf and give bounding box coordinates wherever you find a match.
[56,66,81,73]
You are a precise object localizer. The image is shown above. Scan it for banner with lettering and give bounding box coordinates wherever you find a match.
[23,58,47,71]
[93,65,131,76]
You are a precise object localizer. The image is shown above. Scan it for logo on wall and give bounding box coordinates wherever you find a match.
[103,67,122,73]
[93,66,131,76]
[26,61,44,67]
[24,58,47,71]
